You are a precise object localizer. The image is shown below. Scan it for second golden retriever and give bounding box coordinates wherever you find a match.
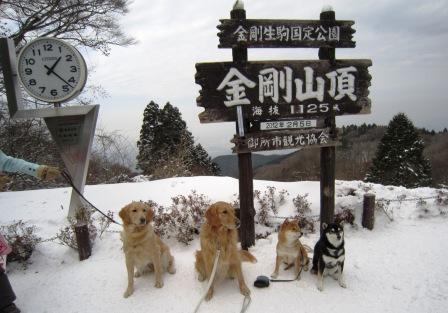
[119,201,175,298]
[195,201,257,300]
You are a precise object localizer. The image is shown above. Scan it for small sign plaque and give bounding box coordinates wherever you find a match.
[218,19,356,49]
[231,128,338,153]
[260,119,317,130]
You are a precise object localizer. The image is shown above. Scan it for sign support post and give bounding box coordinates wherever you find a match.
[319,9,337,231]
[231,5,255,250]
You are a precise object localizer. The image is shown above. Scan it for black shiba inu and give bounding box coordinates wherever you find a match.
[311,223,346,291]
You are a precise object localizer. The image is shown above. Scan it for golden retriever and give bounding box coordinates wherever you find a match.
[119,201,175,298]
[195,201,257,300]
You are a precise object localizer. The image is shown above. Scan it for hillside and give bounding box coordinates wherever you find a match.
[253,126,448,186]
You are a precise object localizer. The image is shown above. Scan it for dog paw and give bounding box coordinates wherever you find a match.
[198,273,205,282]
[339,280,347,288]
[270,272,279,279]
[205,289,214,301]
[154,280,164,288]
[123,287,134,298]
[240,285,251,296]
[168,267,176,274]
[134,271,142,278]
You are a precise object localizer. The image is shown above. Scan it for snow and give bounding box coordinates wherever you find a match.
[1,177,448,313]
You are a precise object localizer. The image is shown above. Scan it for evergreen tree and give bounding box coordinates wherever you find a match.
[137,101,160,174]
[365,113,432,187]
[192,144,221,175]
[136,101,220,177]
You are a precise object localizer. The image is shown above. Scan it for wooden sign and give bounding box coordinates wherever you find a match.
[218,19,356,49]
[231,128,338,153]
[196,59,372,123]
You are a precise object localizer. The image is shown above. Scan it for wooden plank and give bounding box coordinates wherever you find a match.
[218,19,356,48]
[196,59,372,123]
[231,128,339,153]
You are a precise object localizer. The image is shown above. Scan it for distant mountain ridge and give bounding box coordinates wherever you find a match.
[213,125,448,186]
[213,153,291,177]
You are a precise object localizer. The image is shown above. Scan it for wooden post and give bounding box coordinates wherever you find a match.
[231,5,255,250]
[319,9,337,231]
[75,222,91,261]
[362,193,375,230]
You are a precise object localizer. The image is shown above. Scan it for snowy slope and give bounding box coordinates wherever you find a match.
[1,177,447,313]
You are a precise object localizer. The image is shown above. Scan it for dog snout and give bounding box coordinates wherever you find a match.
[139,217,146,225]
[299,232,304,238]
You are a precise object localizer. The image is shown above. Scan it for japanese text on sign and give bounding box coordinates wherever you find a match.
[233,25,340,43]
[217,66,357,108]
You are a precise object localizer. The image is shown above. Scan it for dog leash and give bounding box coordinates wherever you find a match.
[193,249,221,313]
[60,170,122,226]
[193,249,251,313]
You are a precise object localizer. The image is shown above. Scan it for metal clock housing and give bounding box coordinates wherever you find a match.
[17,37,87,103]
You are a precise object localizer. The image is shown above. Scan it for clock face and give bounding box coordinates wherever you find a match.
[17,37,87,103]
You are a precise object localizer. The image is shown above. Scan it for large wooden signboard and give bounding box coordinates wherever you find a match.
[218,19,356,48]
[196,59,372,123]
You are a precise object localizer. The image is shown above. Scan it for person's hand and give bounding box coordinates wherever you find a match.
[36,166,61,181]
[0,174,10,190]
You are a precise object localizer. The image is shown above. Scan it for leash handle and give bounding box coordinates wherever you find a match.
[61,170,122,226]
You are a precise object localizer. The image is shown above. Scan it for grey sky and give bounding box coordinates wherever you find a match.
[85,0,448,157]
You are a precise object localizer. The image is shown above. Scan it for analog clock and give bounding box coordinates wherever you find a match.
[17,37,87,103]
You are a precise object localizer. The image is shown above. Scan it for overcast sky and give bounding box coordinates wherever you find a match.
[85,0,448,157]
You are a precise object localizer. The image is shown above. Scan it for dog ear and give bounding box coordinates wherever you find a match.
[119,205,131,225]
[321,222,328,230]
[205,204,220,227]
[145,205,154,222]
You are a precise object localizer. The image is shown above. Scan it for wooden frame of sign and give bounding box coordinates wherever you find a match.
[195,4,372,248]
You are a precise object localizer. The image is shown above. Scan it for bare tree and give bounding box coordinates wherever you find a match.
[0,0,135,54]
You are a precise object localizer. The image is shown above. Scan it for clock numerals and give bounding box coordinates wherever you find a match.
[29,79,36,86]
[66,55,73,62]
[70,66,77,73]
[25,58,35,65]
[32,49,41,56]
[68,77,76,83]
[50,89,58,96]
[43,43,53,51]
[62,85,70,92]
[25,68,32,75]
[39,87,46,94]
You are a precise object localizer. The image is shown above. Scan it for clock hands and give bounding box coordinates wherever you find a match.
[44,64,74,88]
[46,57,62,75]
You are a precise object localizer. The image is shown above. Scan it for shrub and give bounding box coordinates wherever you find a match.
[1,220,41,266]
[55,206,114,250]
[292,193,311,216]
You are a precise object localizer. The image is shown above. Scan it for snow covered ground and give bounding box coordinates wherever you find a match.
[1,177,447,313]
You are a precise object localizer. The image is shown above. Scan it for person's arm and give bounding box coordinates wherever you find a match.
[0,150,60,180]
[0,150,40,178]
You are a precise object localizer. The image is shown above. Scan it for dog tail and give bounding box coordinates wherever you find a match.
[239,250,257,263]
